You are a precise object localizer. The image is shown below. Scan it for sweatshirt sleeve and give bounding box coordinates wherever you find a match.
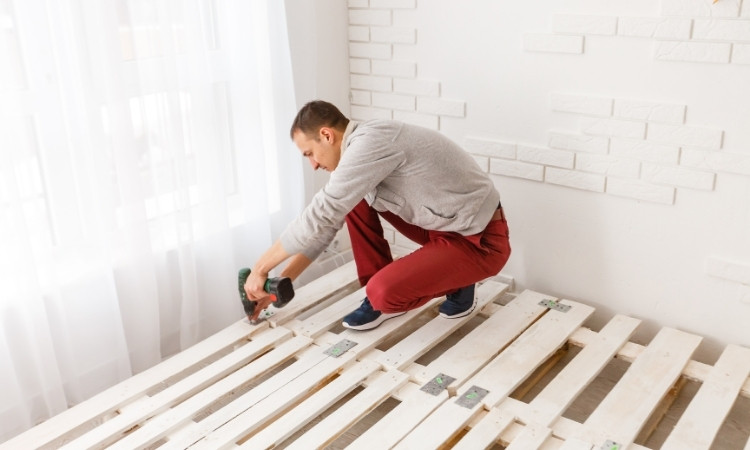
[279,123,405,260]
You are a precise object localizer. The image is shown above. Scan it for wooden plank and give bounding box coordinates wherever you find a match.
[661,344,750,450]
[0,320,270,450]
[346,382,448,450]
[505,422,552,450]
[200,359,381,449]
[290,287,366,338]
[282,369,410,449]
[396,299,594,449]
[413,289,552,385]
[576,327,703,445]
[107,335,313,450]
[558,438,594,450]
[374,281,508,371]
[522,315,641,426]
[451,407,514,450]
[59,326,292,449]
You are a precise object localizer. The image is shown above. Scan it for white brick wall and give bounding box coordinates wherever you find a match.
[349,25,370,42]
[606,177,676,204]
[349,9,391,26]
[464,137,516,159]
[552,14,618,35]
[575,153,641,178]
[610,138,680,164]
[661,0,741,18]
[392,111,439,129]
[369,0,416,8]
[490,159,545,181]
[417,97,465,117]
[349,42,392,60]
[641,163,716,190]
[681,149,750,176]
[545,167,606,192]
[705,256,750,285]
[350,74,392,92]
[370,27,416,43]
[350,105,392,121]
[732,43,750,64]
[472,155,489,172]
[654,41,732,64]
[617,17,692,40]
[371,92,415,111]
[613,100,686,124]
[580,117,646,139]
[551,93,613,116]
[523,34,585,54]
[371,60,416,78]
[647,123,724,149]
[693,19,750,41]
[548,132,609,154]
[393,79,440,96]
[349,58,371,74]
[517,145,575,168]
[350,90,371,105]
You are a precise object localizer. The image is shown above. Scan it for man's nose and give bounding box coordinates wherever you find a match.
[308,156,320,170]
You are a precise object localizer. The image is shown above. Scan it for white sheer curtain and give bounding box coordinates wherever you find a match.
[0,0,301,441]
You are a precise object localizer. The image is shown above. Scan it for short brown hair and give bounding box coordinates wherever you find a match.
[290,100,349,140]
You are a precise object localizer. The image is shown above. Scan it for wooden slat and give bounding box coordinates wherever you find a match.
[522,315,641,426]
[451,407,514,450]
[60,326,292,449]
[558,438,594,450]
[661,344,750,449]
[505,421,552,450]
[282,369,410,449]
[373,281,508,371]
[107,335,312,450]
[413,289,552,385]
[395,299,594,449]
[575,327,703,445]
[290,287,366,338]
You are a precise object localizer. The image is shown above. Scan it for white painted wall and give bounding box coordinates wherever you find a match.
[288,0,750,358]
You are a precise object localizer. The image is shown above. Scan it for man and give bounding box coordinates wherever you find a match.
[244,100,510,330]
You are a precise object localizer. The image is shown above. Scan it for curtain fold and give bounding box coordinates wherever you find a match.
[0,0,301,441]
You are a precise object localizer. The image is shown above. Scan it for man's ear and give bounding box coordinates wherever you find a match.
[319,127,334,144]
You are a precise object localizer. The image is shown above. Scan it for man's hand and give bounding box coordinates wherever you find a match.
[244,270,273,322]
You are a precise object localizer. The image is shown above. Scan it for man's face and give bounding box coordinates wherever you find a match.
[293,127,341,172]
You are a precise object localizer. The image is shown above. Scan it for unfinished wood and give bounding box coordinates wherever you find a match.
[661,344,750,450]
[289,287,366,338]
[60,326,292,449]
[558,438,594,450]
[504,421,552,450]
[451,407,514,450]
[575,327,703,445]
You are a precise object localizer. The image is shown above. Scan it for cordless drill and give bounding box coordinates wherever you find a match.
[237,268,295,321]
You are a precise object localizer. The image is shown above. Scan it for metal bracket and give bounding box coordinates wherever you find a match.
[600,440,622,450]
[538,299,571,313]
[455,385,489,409]
[420,373,456,396]
[324,339,358,358]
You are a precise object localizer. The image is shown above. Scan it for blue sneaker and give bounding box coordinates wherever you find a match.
[439,284,477,319]
[342,297,405,330]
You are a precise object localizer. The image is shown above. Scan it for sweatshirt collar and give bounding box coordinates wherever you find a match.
[340,120,358,157]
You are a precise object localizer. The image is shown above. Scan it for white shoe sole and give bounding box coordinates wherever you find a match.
[342,311,406,330]
[439,297,478,319]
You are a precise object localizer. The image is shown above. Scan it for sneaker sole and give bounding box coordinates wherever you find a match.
[439,297,478,319]
[342,311,406,331]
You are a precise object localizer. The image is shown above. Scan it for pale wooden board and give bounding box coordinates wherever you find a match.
[522,315,641,426]
[59,326,292,449]
[413,289,553,385]
[373,281,508,371]
[282,369,410,450]
[0,320,271,450]
[193,357,377,449]
[395,299,594,449]
[575,327,703,445]
[345,382,449,450]
[451,407,514,450]
[106,335,312,450]
[558,437,594,450]
[505,421,552,450]
[661,344,750,450]
[289,287,366,338]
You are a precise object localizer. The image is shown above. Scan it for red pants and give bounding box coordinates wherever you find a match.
[345,200,511,313]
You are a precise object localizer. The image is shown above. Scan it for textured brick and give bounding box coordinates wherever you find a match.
[393,111,439,129]
[523,34,584,54]
[654,41,732,64]
[744,0,750,17]
[370,27,416,43]
[548,132,609,154]
[617,17,692,39]
[472,155,490,172]
[490,159,545,181]
[417,97,465,117]
[733,44,750,64]
[350,90,371,105]
[464,137,516,159]
[580,117,646,139]
[349,58,371,74]
[349,42,392,59]
[576,153,641,178]
[349,9,391,26]
[551,93,613,116]
[371,60,416,77]
[641,163,715,190]
[613,100,686,124]
[693,19,750,41]
[647,123,723,149]
[370,0,416,8]
[349,0,369,7]
[681,149,750,176]
[350,74,392,92]
[349,25,370,42]
[610,138,680,163]
[552,14,618,35]
[606,178,676,204]
[372,92,415,110]
[517,145,575,168]
[394,78,440,96]
[350,105,392,121]
[545,167,606,192]
[393,44,417,60]
[705,256,750,285]
[661,0,741,17]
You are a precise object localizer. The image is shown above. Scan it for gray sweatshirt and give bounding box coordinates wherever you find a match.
[279,120,501,260]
